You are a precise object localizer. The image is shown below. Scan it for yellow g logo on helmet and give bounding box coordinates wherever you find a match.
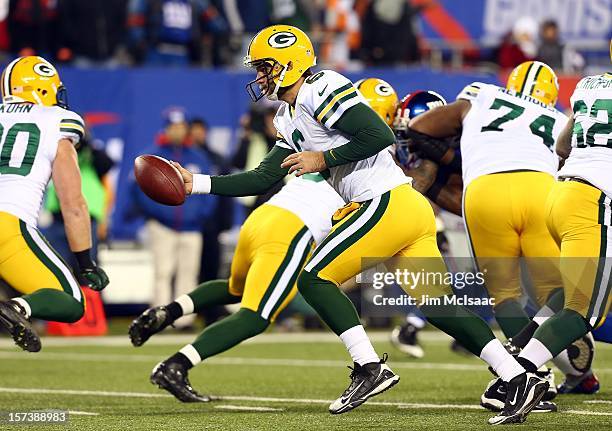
[267,32,298,48]
[506,61,559,107]
[244,25,316,101]
[1,56,67,108]
[355,78,399,126]
[33,62,57,77]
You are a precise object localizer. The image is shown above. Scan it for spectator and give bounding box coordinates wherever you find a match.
[537,19,584,73]
[7,0,60,58]
[214,0,270,66]
[269,0,320,31]
[189,117,234,283]
[58,0,128,67]
[496,16,537,69]
[359,0,432,66]
[43,131,114,268]
[132,107,217,328]
[232,102,283,213]
[129,0,219,66]
[536,20,563,69]
[320,0,360,68]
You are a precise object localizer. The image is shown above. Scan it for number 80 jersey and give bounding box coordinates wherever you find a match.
[457,82,568,188]
[0,103,84,226]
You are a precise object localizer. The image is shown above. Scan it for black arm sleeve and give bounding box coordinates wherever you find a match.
[210,145,293,196]
[322,103,396,168]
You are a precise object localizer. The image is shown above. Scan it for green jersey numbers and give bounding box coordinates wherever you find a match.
[481,98,557,148]
[0,122,41,176]
[291,128,305,151]
[573,98,612,148]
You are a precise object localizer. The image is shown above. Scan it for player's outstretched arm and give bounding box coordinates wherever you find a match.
[555,117,574,161]
[175,145,293,196]
[52,139,109,291]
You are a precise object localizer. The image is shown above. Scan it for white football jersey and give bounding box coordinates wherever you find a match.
[0,103,84,226]
[558,73,612,197]
[273,70,409,203]
[458,82,568,187]
[267,173,345,245]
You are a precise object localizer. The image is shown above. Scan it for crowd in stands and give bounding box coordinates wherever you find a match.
[0,0,596,71]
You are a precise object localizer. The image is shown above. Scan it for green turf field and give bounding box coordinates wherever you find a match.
[0,331,610,430]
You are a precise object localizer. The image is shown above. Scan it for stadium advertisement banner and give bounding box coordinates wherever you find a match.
[420,0,612,44]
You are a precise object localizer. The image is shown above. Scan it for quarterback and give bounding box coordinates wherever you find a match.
[173,26,546,421]
[0,56,108,352]
[129,174,344,402]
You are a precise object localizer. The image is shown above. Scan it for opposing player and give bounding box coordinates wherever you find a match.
[173,26,547,421]
[0,56,109,352]
[129,174,345,401]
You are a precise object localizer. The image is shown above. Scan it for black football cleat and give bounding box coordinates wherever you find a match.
[481,377,556,413]
[129,306,172,347]
[390,322,424,358]
[0,301,40,352]
[150,360,211,403]
[488,373,549,425]
[329,354,400,414]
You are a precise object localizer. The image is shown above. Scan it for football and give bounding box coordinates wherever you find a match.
[134,155,186,206]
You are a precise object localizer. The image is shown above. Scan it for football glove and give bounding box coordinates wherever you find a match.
[73,249,110,291]
[78,266,109,292]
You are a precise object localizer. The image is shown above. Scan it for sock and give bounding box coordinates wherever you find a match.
[518,339,551,372]
[165,294,194,323]
[190,308,268,360]
[519,309,590,370]
[297,271,361,335]
[406,314,426,329]
[493,299,531,339]
[339,325,379,365]
[510,288,564,348]
[420,298,495,356]
[552,349,583,377]
[511,321,540,349]
[532,308,590,357]
[167,350,198,370]
[479,339,526,382]
[21,289,84,323]
[188,279,241,312]
[12,298,31,318]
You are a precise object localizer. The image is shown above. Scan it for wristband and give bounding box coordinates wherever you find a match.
[74,249,94,270]
[192,174,211,194]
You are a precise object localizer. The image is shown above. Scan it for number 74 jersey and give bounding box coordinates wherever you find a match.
[0,103,84,227]
[457,82,568,188]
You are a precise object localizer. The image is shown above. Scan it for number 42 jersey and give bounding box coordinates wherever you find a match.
[457,82,568,187]
[0,103,84,226]
[558,73,612,196]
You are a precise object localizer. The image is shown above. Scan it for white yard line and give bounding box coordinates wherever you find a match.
[68,410,100,416]
[564,410,612,416]
[2,350,612,374]
[215,405,283,412]
[584,400,612,404]
[0,332,456,348]
[0,387,609,417]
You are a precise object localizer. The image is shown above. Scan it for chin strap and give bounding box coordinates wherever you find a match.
[267,64,289,101]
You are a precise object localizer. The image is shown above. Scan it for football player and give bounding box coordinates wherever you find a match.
[355,81,459,359]
[407,61,600,423]
[402,77,600,401]
[501,54,612,413]
[173,26,547,419]
[129,174,344,402]
[0,56,109,352]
